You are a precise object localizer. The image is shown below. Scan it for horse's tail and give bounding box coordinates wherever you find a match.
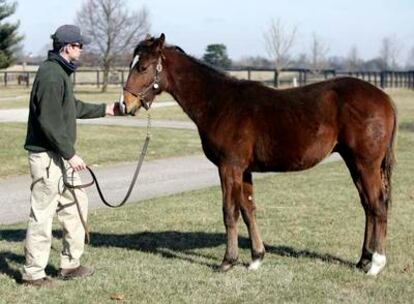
[381,96,398,209]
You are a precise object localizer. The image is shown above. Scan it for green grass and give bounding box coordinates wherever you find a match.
[148,104,190,121]
[0,86,174,109]
[0,123,202,178]
[0,88,413,303]
[0,129,413,303]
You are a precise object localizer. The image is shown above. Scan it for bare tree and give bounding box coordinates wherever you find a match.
[76,0,150,92]
[263,18,297,86]
[406,46,414,70]
[379,36,402,70]
[233,56,272,69]
[309,33,329,72]
[346,45,362,71]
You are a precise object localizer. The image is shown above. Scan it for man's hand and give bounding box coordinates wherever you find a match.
[106,102,122,116]
[68,154,86,172]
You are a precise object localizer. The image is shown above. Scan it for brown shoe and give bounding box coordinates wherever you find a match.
[23,277,55,288]
[58,265,95,280]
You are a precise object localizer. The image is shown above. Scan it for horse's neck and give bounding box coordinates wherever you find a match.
[164,50,223,126]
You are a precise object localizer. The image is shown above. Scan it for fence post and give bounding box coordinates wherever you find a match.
[26,72,30,87]
[380,71,386,89]
[412,72,414,89]
[97,71,100,88]
[411,71,414,89]
[4,72,7,86]
[121,70,125,85]
[407,72,410,88]
[247,68,251,81]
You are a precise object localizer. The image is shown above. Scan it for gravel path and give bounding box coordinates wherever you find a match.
[0,107,342,225]
[0,153,341,225]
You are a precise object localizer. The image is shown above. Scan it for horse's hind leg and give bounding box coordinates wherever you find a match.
[240,171,265,270]
[342,153,388,275]
[358,166,388,275]
[218,165,242,271]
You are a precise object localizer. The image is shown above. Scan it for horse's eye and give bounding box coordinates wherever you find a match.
[138,65,148,73]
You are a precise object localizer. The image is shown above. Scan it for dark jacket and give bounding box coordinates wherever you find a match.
[24,51,106,160]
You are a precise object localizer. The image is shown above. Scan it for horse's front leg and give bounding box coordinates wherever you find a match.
[218,164,243,272]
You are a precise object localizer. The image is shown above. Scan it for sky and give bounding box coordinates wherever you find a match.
[8,0,414,62]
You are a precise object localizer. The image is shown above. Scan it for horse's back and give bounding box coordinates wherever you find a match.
[240,77,395,172]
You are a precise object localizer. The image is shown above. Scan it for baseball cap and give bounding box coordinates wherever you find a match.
[51,24,91,45]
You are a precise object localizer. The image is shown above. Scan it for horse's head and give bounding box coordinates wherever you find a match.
[120,33,166,115]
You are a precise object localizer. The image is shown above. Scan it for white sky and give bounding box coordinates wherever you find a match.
[9,0,414,62]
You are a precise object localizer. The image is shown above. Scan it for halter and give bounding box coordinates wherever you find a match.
[122,57,163,111]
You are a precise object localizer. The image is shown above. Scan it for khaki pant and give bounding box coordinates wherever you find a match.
[23,151,88,281]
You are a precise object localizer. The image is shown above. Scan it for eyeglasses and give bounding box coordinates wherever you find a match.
[70,43,83,49]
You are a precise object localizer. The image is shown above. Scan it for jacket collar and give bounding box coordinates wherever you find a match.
[47,51,77,75]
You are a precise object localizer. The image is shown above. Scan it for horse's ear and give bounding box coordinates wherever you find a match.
[159,33,165,43]
[155,33,165,51]
[145,33,151,40]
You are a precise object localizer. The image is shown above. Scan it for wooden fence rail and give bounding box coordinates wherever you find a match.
[1,69,413,89]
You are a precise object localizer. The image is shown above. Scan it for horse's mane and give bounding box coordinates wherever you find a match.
[133,39,264,87]
[166,45,253,85]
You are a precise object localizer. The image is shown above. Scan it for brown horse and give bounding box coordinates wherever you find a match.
[121,34,397,276]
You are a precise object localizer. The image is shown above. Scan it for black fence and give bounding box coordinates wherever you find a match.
[1,68,414,89]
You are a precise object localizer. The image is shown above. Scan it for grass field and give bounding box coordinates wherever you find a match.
[0,89,413,303]
[0,86,175,109]
[0,123,201,179]
[0,129,413,303]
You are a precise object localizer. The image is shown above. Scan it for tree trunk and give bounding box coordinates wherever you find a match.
[273,69,280,88]
[101,63,110,93]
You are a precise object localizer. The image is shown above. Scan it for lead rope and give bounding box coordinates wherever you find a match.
[63,109,152,243]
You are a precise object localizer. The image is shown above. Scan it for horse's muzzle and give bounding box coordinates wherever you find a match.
[118,94,127,115]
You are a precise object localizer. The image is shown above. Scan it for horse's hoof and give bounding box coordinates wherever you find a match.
[218,262,235,272]
[248,259,262,271]
[356,258,372,273]
[366,252,386,276]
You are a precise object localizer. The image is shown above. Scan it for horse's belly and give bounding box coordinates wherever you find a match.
[252,153,327,172]
[253,133,336,172]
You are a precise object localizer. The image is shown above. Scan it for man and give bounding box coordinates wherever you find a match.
[22,24,120,287]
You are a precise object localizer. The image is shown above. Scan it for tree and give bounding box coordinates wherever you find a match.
[202,44,232,69]
[406,46,414,70]
[263,18,297,86]
[328,56,346,71]
[291,53,309,69]
[76,0,150,92]
[309,33,329,72]
[346,45,362,71]
[379,36,402,70]
[0,0,23,69]
[233,56,272,68]
[362,58,384,71]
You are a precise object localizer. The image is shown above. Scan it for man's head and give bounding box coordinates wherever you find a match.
[51,25,90,61]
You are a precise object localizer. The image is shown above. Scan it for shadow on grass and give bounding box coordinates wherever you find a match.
[1,228,355,271]
[400,122,414,132]
[0,251,24,283]
[0,250,59,283]
[0,230,60,282]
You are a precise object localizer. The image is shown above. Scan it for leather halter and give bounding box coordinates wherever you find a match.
[123,57,163,111]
